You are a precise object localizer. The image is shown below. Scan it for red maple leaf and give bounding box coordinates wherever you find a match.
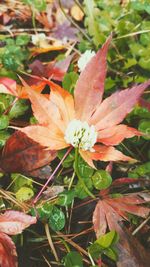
[0,210,36,267]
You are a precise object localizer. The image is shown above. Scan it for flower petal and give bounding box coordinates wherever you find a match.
[47,80,75,126]
[90,80,150,130]
[97,124,141,145]
[90,145,135,162]
[74,35,112,121]
[19,125,68,150]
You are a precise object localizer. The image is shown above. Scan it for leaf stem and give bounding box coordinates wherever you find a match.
[44,223,59,262]
[68,171,75,190]
[33,147,72,204]
[74,148,95,198]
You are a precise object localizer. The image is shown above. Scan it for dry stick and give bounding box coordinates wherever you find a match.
[45,223,59,262]
[0,189,27,211]
[0,28,51,33]
[42,254,52,267]
[57,231,89,257]
[132,215,150,236]
[33,147,72,204]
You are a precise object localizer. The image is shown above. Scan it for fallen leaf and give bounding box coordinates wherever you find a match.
[0,210,36,235]
[43,186,64,199]
[93,178,150,266]
[0,77,46,99]
[53,21,78,41]
[74,35,112,121]
[0,78,17,96]
[17,36,150,168]
[117,226,150,267]
[29,54,73,81]
[0,232,17,267]
[93,191,149,237]
[0,131,57,176]
[30,45,65,57]
[71,5,84,21]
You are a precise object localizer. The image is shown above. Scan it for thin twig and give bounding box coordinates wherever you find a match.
[132,215,150,236]
[42,254,52,267]
[57,231,89,257]
[74,0,84,12]
[45,224,59,262]
[0,28,51,33]
[115,29,150,40]
[0,189,28,211]
[33,147,72,204]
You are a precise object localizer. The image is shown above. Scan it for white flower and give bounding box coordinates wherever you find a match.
[31,33,48,48]
[64,119,97,151]
[77,50,96,72]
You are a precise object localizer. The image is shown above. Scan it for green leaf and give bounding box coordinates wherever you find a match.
[30,116,38,124]
[129,105,150,119]
[75,179,93,199]
[0,115,9,130]
[78,156,94,178]
[140,33,150,46]
[2,52,20,71]
[124,58,137,69]
[16,187,34,202]
[48,206,65,231]
[89,231,119,261]
[129,43,145,57]
[62,72,79,95]
[78,40,93,53]
[0,67,17,80]
[11,173,33,192]
[128,162,150,178]
[5,38,15,46]
[9,99,29,119]
[84,0,104,46]
[57,190,75,206]
[104,247,118,261]
[22,0,46,11]
[64,251,83,267]
[105,77,115,90]
[138,57,150,70]
[88,243,102,260]
[92,170,112,190]
[138,120,150,140]
[96,231,118,248]
[58,149,75,168]
[0,130,11,147]
[37,203,53,220]
[0,94,14,115]
[16,35,30,46]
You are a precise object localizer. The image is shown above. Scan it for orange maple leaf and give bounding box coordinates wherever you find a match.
[0,77,46,99]
[16,35,150,168]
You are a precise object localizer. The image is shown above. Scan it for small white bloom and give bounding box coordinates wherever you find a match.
[31,33,48,48]
[77,50,96,72]
[64,119,97,151]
